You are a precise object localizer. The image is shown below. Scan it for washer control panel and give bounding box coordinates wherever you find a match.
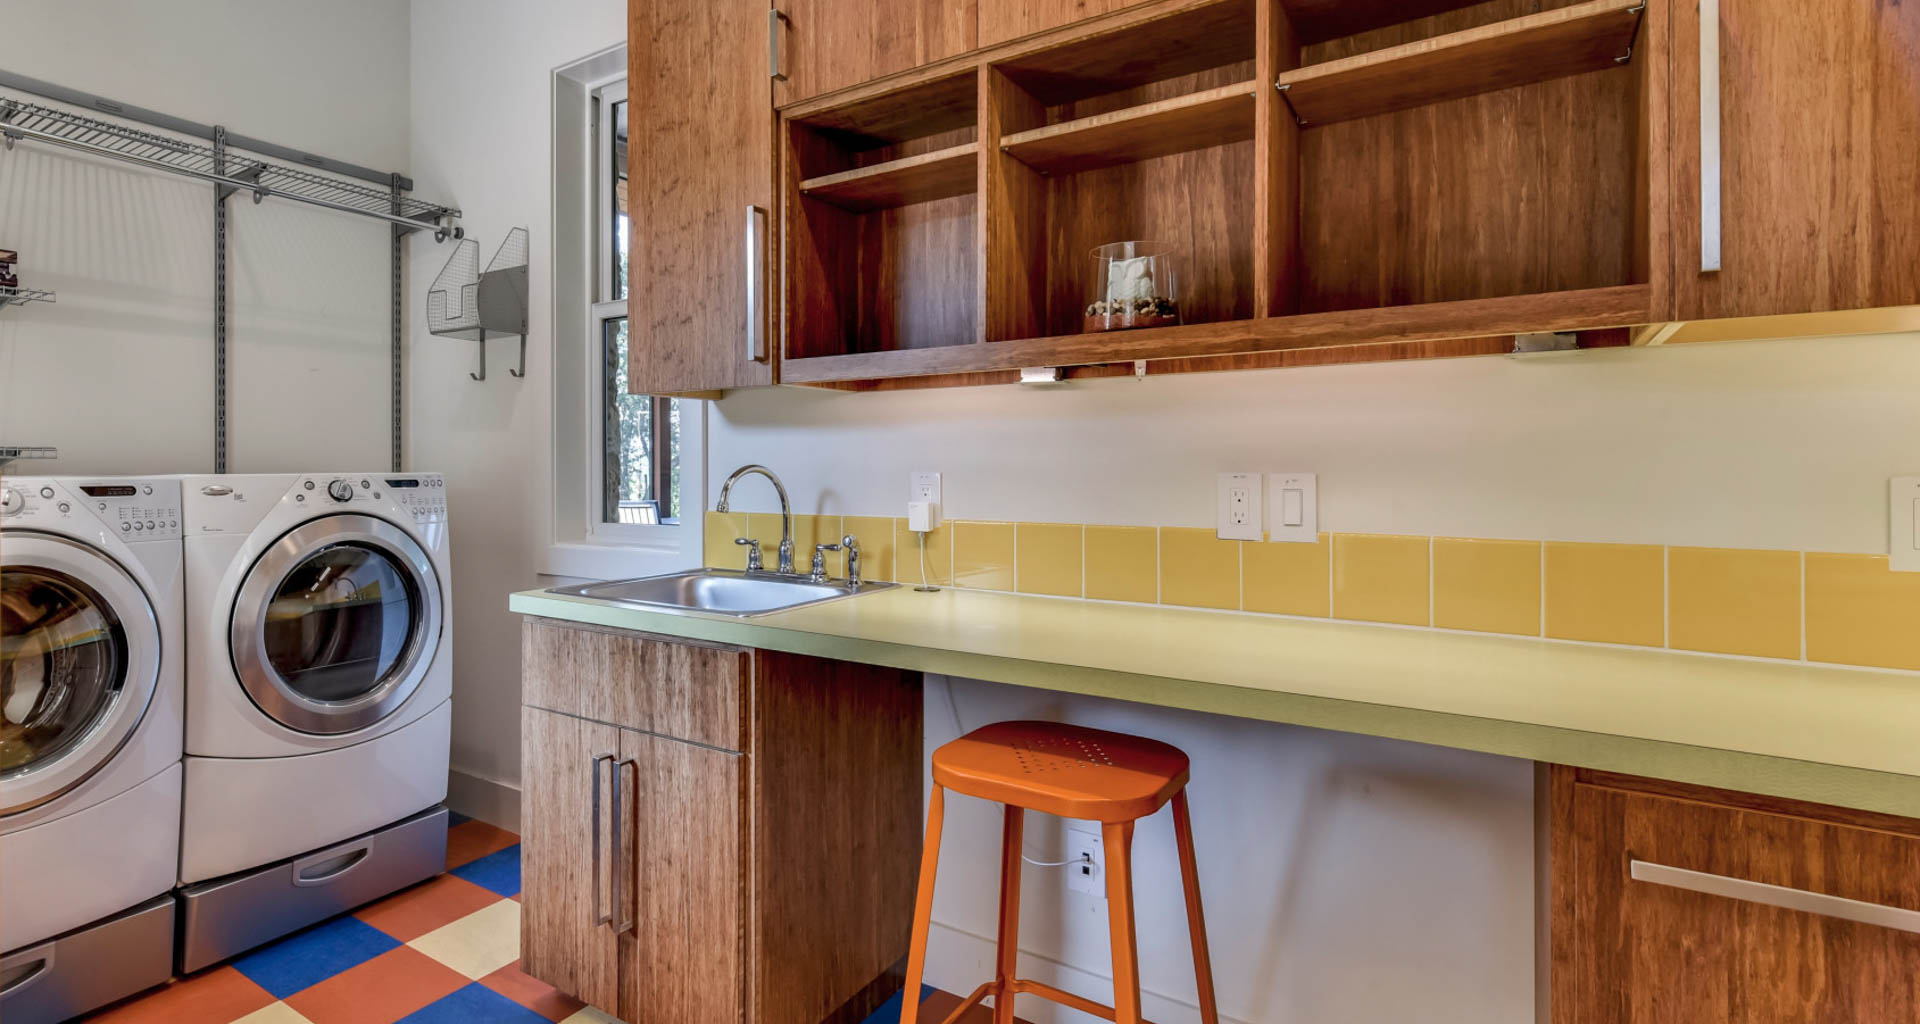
[384,474,448,525]
[3,478,182,540]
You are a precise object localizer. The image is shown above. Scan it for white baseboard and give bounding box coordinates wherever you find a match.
[921,921,1250,1024]
[447,768,522,832]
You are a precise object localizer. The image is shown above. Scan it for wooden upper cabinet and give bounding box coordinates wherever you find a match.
[628,0,777,394]
[774,0,979,103]
[1670,0,1920,321]
[977,0,1149,47]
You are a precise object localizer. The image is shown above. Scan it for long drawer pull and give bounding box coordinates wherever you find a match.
[590,753,614,927]
[1631,860,1920,935]
[1699,0,1722,272]
[745,205,769,364]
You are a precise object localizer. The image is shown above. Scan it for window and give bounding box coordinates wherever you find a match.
[594,85,682,527]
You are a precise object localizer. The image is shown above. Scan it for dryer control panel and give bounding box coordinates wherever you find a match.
[383,474,448,526]
[1,478,182,540]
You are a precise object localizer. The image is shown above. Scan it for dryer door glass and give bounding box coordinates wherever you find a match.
[261,543,422,703]
[0,569,127,778]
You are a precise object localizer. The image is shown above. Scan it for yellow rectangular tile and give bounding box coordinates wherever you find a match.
[1668,546,1801,659]
[840,515,896,583]
[1806,553,1920,671]
[1243,533,1330,617]
[1331,533,1430,626]
[1084,526,1158,603]
[952,521,1016,591]
[751,513,842,575]
[894,519,953,587]
[1433,538,1541,636]
[1544,542,1665,647]
[703,511,751,569]
[1159,528,1240,610]
[1017,523,1083,598]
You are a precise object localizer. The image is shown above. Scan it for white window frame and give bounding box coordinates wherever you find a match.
[544,47,703,580]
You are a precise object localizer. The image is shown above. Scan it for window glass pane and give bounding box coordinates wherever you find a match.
[611,99,629,302]
[603,315,660,525]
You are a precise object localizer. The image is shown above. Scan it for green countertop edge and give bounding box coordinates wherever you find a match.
[510,590,1920,819]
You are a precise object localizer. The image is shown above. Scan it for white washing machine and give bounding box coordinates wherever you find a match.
[174,473,452,970]
[1,477,183,1022]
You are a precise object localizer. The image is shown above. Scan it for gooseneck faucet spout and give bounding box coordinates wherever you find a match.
[715,464,795,574]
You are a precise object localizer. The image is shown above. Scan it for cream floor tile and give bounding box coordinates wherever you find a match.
[561,1008,625,1024]
[407,898,521,980]
[232,1003,316,1024]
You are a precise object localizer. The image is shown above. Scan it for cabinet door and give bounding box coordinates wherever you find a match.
[977,0,1148,47]
[1553,769,1920,1023]
[1670,0,1920,320]
[520,708,622,1011]
[629,0,777,393]
[616,729,747,1024]
[775,0,977,102]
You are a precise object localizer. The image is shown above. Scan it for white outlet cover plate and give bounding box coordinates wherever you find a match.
[1268,472,1318,543]
[1893,477,1920,572]
[1065,827,1103,898]
[910,471,941,505]
[1216,472,1262,541]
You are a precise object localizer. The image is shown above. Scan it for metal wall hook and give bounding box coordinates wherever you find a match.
[471,329,487,381]
[509,335,525,378]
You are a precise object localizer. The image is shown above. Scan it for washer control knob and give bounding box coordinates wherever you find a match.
[327,479,354,502]
[0,488,22,516]
[38,486,54,499]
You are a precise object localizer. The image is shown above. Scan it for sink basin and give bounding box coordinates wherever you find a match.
[547,569,894,617]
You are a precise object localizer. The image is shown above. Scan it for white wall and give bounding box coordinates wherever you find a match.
[0,0,411,475]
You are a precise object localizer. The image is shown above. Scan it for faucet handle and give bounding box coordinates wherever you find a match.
[734,537,763,572]
[810,541,842,581]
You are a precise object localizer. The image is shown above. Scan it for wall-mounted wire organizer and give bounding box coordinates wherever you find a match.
[0,286,54,308]
[428,227,528,381]
[0,70,464,472]
[0,446,58,470]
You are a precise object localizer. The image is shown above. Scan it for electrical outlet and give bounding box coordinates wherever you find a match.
[1894,477,1920,572]
[1065,827,1103,897]
[908,472,942,532]
[1216,472,1262,541]
[910,471,941,506]
[1267,472,1318,543]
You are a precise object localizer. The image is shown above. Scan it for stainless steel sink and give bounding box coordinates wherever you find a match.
[547,569,894,617]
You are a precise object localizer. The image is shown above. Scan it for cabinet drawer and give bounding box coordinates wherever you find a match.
[522,618,749,751]
[1554,769,1920,1023]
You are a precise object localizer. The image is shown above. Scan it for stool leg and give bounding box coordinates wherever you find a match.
[1172,791,1220,1024]
[900,786,946,1024]
[993,805,1025,1024]
[1102,820,1142,1024]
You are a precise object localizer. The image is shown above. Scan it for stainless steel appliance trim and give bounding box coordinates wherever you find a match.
[0,942,53,996]
[1630,859,1920,934]
[291,845,373,888]
[228,513,442,736]
[0,895,173,1024]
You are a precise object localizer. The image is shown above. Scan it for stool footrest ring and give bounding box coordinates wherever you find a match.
[936,982,995,1024]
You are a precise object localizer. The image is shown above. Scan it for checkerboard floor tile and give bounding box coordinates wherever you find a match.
[86,818,956,1024]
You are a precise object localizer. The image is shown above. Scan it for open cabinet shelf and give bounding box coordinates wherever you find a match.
[1001,81,1258,175]
[1276,0,1646,125]
[798,142,979,211]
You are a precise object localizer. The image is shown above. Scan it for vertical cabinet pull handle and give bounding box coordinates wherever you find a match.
[1631,860,1920,934]
[616,758,638,935]
[1699,0,1722,272]
[768,8,791,82]
[745,205,769,364]
[589,753,614,927]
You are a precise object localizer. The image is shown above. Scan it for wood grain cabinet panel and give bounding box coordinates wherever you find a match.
[629,0,777,393]
[520,708,621,1013]
[978,0,1149,48]
[522,618,747,750]
[777,0,978,103]
[1552,768,1920,1023]
[1670,0,1920,320]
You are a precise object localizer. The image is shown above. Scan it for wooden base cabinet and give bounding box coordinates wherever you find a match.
[1551,768,1920,1023]
[520,619,923,1024]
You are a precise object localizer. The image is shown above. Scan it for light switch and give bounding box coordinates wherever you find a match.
[1893,477,1920,572]
[1267,473,1317,544]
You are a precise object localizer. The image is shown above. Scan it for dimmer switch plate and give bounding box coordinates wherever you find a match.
[1268,473,1318,543]
[1893,477,1920,572]
[1217,472,1262,541]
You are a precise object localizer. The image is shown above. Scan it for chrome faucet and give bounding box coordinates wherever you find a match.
[715,464,794,574]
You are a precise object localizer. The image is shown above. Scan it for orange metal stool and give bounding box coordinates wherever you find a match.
[901,720,1219,1024]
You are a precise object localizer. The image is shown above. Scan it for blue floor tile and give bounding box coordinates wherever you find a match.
[230,915,401,998]
[859,985,934,1024]
[399,982,552,1023]
[450,843,521,897]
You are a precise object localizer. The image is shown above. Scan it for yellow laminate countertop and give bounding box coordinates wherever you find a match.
[509,585,1920,818]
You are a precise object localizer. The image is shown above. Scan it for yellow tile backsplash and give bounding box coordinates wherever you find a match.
[1243,533,1330,617]
[1016,523,1083,598]
[952,521,1016,591]
[1805,553,1920,671]
[1433,538,1541,637]
[1084,526,1158,603]
[1331,533,1430,626]
[1544,542,1665,647]
[698,509,1920,675]
[1668,546,1801,659]
[1159,528,1240,610]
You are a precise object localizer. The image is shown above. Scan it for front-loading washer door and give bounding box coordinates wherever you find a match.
[230,514,442,736]
[1,533,161,816]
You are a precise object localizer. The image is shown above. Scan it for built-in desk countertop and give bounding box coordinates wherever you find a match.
[510,585,1920,818]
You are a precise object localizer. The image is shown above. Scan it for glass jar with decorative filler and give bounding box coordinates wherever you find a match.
[1085,241,1179,333]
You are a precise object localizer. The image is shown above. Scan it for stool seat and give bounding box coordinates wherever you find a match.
[932,720,1190,823]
